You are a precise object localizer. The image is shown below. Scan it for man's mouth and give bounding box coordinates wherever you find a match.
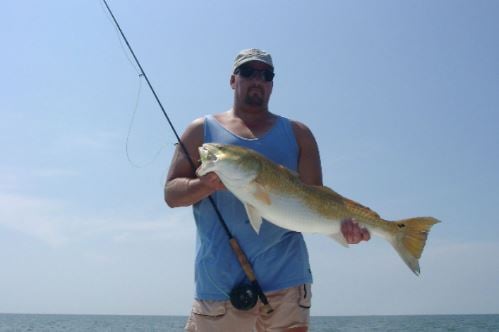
[248,86,264,94]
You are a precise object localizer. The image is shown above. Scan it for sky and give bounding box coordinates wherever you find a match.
[1,0,498,316]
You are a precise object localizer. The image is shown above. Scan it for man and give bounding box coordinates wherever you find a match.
[165,48,370,332]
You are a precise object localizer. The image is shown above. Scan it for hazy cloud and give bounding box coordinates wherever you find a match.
[0,193,69,247]
[0,192,193,248]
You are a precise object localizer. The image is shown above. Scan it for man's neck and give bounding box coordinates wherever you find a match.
[231,106,273,124]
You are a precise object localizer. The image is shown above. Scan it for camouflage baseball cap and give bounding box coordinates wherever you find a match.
[233,48,274,72]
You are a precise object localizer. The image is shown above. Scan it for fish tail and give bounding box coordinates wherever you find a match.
[389,217,440,275]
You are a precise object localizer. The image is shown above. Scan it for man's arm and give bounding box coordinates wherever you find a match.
[164,118,224,208]
[291,121,323,186]
[292,121,370,244]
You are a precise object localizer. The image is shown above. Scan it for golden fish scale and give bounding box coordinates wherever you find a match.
[250,152,397,235]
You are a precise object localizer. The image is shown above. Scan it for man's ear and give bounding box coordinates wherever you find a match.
[230,75,236,89]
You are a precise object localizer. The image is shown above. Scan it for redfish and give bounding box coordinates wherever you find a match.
[198,143,439,275]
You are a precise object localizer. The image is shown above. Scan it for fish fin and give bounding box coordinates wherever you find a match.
[318,186,381,220]
[328,233,349,248]
[277,164,299,177]
[253,183,272,205]
[244,203,263,234]
[390,217,440,275]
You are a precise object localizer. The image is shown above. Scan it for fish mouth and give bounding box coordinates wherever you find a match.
[198,143,221,162]
[197,144,222,177]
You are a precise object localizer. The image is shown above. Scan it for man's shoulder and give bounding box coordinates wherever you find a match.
[289,119,314,137]
[190,116,206,128]
[184,116,206,133]
[179,116,206,146]
[182,111,231,141]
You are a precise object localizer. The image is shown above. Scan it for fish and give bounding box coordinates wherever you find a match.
[197,143,440,275]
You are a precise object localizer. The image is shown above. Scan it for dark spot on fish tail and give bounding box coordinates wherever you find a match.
[398,223,406,228]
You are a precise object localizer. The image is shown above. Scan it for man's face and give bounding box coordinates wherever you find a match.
[231,61,274,109]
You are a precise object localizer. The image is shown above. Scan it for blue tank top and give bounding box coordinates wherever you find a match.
[192,114,313,300]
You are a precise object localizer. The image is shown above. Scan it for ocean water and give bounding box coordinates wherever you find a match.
[0,314,498,331]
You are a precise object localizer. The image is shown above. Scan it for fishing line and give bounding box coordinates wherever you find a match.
[99,0,140,75]
[100,0,167,168]
[101,0,273,314]
[202,260,230,297]
[124,74,170,168]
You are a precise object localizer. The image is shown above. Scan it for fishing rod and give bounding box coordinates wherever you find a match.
[101,0,273,314]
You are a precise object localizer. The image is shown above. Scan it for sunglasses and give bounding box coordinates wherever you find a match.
[235,66,275,82]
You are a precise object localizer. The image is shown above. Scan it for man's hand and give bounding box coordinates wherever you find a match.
[341,219,370,244]
[198,170,226,191]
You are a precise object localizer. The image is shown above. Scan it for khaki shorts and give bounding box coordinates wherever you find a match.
[185,284,311,332]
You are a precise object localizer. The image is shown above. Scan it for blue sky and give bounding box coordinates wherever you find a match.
[1,0,498,316]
